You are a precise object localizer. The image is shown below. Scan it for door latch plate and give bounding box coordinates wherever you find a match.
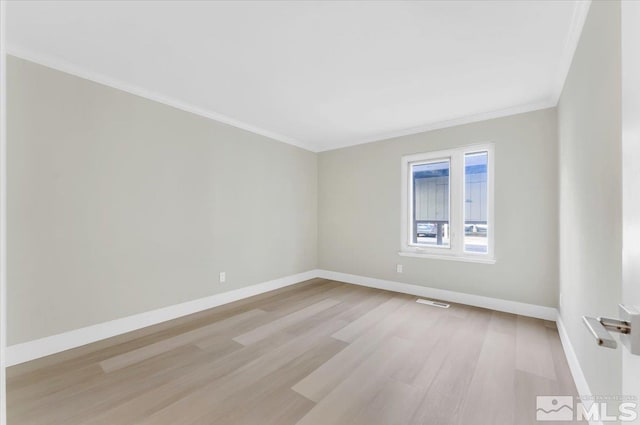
[619,304,640,355]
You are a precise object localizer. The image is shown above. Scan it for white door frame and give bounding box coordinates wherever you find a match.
[621,0,640,413]
[0,1,7,424]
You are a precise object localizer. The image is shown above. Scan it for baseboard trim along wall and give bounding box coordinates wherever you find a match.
[5,269,321,366]
[317,270,558,321]
[7,268,559,366]
[556,314,602,425]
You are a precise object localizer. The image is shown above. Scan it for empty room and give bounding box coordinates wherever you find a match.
[0,0,639,424]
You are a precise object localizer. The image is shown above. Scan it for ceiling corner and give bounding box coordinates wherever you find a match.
[550,0,592,105]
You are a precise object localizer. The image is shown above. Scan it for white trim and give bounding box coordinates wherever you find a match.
[317,270,556,321]
[397,251,496,264]
[6,0,591,157]
[7,267,594,416]
[550,0,592,103]
[484,145,496,258]
[400,148,456,257]
[6,45,561,155]
[400,144,495,262]
[6,268,557,366]
[6,42,578,155]
[320,99,555,152]
[5,270,320,366]
[5,45,316,153]
[0,1,7,423]
[556,314,602,425]
[318,0,590,153]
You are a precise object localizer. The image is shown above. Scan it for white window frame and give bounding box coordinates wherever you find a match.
[399,143,495,264]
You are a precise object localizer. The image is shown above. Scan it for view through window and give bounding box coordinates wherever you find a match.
[402,144,493,261]
[464,152,488,253]
[411,160,450,247]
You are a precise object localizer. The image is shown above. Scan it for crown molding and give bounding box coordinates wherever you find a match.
[550,0,592,103]
[9,0,590,156]
[319,98,557,152]
[6,45,317,153]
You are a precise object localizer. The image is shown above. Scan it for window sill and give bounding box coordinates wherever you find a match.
[398,251,496,264]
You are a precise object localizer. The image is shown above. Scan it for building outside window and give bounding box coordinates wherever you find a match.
[400,144,494,263]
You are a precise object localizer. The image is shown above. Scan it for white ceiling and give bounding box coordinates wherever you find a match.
[7,1,589,152]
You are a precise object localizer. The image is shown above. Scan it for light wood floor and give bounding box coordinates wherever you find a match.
[7,279,582,425]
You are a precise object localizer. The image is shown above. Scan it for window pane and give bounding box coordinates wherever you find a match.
[464,152,488,253]
[412,160,450,247]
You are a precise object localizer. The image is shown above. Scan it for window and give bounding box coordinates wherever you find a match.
[400,144,494,263]
[464,151,488,254]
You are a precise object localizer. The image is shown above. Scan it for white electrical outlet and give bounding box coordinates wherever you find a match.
[219,272,226,283]
[396,264,403,273]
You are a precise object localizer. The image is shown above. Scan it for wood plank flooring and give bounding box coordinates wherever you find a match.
[7,279,583,425]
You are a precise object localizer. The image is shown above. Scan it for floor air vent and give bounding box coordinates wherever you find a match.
[416,299,450,308]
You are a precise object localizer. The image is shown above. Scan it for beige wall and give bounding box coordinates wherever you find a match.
[7,56,317,345]
[557,0,622,396]
[318,108,559,307]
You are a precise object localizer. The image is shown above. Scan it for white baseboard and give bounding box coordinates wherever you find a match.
[318,270,598,423]
[556,313,602,425]
[320,270,602,422]
[6,269,320,367]
[316,270,558,321]
[7,267,595,425]
[6,268,559,367]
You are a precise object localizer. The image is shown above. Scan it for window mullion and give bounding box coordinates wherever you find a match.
[400,145,493,262]
[451,150,463,256]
